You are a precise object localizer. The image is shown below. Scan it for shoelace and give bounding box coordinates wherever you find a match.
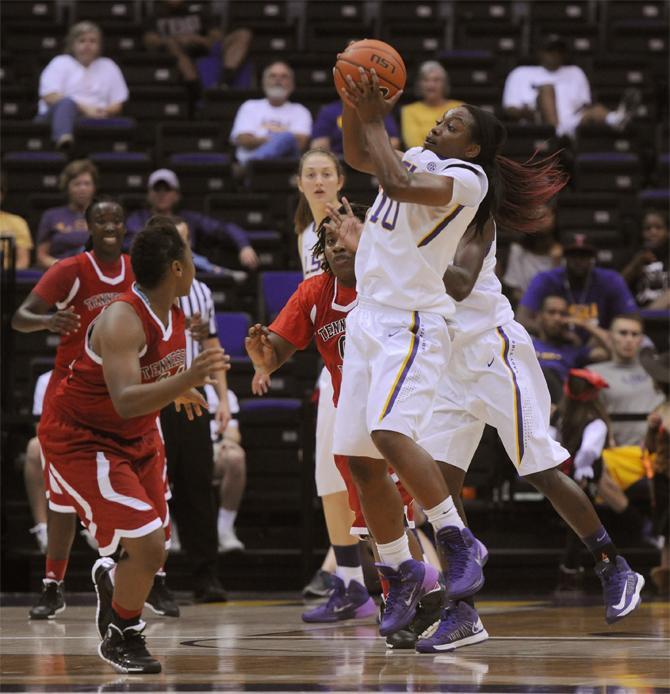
[383,575,403,615]
[433,606,460,637]
[123,631,152,658]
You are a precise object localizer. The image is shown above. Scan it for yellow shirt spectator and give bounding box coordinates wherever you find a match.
[0,210,33,269]
[401,99,464,149]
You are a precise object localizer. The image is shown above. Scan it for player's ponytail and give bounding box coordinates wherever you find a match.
[464,105,568,235]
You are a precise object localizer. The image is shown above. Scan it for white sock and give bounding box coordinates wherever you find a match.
[218,507,237,535]
[377,534,412,570]
[336,564,365,588]
[426,497,465,532]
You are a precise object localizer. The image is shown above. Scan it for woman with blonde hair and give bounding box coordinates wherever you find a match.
[35,21,128,149]
[36,159,98,268]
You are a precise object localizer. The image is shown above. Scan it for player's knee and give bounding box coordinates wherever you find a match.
[26,437,41,466]
[134,530,166,574]
[348,456,382,487]
[227,448,246,477]
[370,430,402,460]
[525,467,561,494]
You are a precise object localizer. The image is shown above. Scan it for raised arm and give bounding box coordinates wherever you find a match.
[245,324,297,395]
[342,69,457,205]
[98,303,228,419]
[443,219,494,301]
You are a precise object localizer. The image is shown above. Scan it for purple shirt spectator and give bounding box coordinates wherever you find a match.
[125,209,250,252]
[532,336,592,381]
[311,100,399,155]
[37,206,89,260]
[520,266,637,330]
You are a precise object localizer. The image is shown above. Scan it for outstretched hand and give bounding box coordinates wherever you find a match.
[324,197,363,253]
[245,324,276,396]
[175,387,208,421]
[335,67,403,123]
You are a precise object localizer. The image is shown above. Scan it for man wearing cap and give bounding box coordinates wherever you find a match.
[517,233,637,337]
[126,169,260,270]
[502,34,639,138]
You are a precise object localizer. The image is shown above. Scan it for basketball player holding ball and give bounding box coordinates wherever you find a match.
[330,40,605,638]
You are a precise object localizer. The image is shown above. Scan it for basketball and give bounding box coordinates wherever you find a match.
[334,39,406,100]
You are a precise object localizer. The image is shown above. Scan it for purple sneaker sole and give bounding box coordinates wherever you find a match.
[302,596,377,623]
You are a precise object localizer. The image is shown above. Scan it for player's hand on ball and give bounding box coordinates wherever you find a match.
[174,387,208,420]
[340,68,403,122]
[187,347,230,387]
[46,306,81,335]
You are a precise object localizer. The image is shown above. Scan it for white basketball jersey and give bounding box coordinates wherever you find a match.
[450,227,514,336]
[355,148,488,317]
[298,222,324,279]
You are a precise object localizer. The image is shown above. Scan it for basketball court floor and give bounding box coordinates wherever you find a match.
[1,595,668,692]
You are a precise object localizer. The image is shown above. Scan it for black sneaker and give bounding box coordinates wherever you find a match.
[302,569,334,598]
[385,586,444,649]
[29,580,65,620]
[98,622,161,674]
[193,575,228,604]
[92,557,115,639]
[145,574,180,617]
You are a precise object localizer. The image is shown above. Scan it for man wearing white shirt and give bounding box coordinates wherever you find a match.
[36,21,129,149]
[230,62,312,163]
[502,34,638,138]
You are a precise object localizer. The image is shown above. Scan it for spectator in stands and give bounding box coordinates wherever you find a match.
[502,34,639,139]
[311,100,400,154]
[143,0,252,98]
[622,210,669,307]
[587,315,665,447]
[517,233,638,336]
[36,159,98,269]
[206,386,246,553]
[533,295,609,383]
[230,62,312,164]
[125,169,259,270]
[503,204,562,304]
[401,61,463,149]
[0,172,33,269]
[35,21,128,150]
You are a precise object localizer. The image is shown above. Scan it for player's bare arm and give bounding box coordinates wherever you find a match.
[97,302,229,419]
[443,219,494,301]
[12,292,81,335]
[342,69,455,206]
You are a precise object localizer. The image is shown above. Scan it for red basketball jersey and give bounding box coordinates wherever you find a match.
[49,285,186,440]
[32,252,134,380]
[270,273,357,405]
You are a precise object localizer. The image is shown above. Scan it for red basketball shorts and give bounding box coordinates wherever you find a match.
[333,455,414,537]
[38,411,171,556]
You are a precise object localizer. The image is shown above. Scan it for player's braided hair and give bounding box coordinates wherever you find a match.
[463,104,568,235]
[313,203,368,273]
[130,215,186,289]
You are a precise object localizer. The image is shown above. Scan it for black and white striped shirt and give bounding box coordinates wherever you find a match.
[179,278,217,368]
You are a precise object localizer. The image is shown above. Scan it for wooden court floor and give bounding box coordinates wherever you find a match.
[1,596,668,693]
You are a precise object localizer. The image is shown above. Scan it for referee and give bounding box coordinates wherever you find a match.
[160,218,232,602]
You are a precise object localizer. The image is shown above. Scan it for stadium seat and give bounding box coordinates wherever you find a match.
[1,0,60,25]
[574,153,642,192]
[2,152,66,193]
[608,19,668,54]
[245,160,299,194]
[453,1,515,24]
[118,53,179,86]
[574,124,636,155]
[206,194,274,230]
[556,192,628,232]
[247,231,285,270]
[1,86,36,120]
[168,155,232,198]
[0,122,51,153]
[259,271,302,322]
[72,118,137,158]
[123,86,189,121]
[89,152,151,195]
[215,312,252,357]
[157,122,227,165]
[454,21,522,55]
[73,1,138,23]
[502,124,558,160]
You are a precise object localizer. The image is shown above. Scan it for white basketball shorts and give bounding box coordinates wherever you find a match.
[420,320,569,476]
[333,300,451,458]
[314,367,347,497]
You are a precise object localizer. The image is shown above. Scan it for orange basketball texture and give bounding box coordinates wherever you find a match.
[334,39,407,99]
